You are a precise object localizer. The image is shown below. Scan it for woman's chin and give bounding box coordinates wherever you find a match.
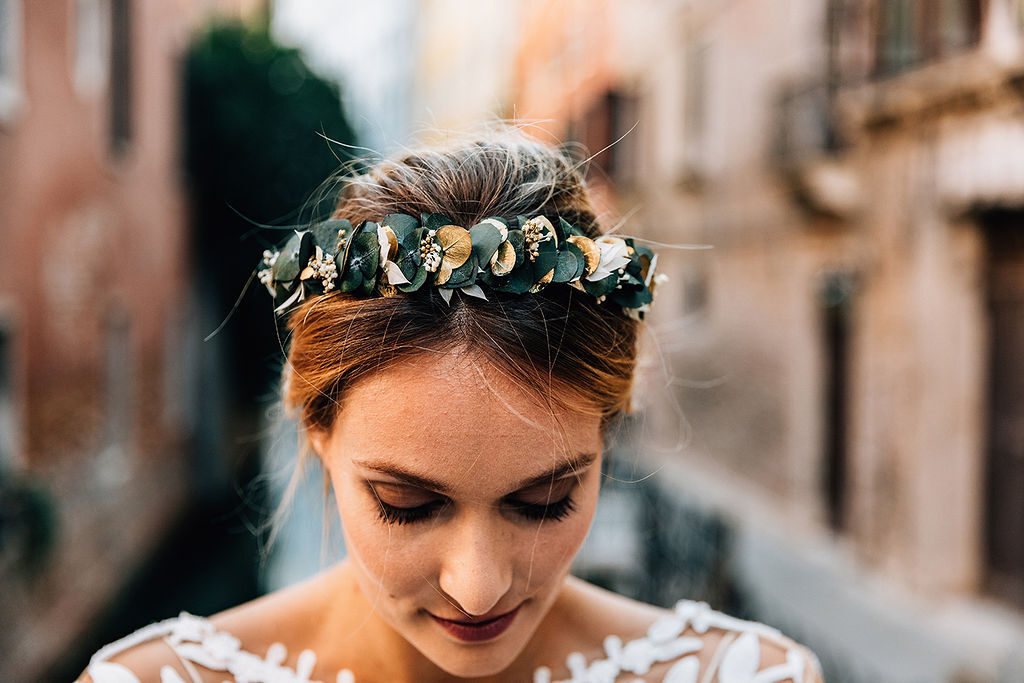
[412,621,532,680]
[428,648,522,679]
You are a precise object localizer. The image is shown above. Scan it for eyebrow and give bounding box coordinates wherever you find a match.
[354,452,598,495]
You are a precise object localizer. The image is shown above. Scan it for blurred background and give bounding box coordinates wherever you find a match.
[2,0,1024,681]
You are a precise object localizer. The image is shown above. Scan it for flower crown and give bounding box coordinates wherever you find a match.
[257,213,665,319]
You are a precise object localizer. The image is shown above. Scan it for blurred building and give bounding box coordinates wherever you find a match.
[0,1,263,680]
[417,0,1024,681]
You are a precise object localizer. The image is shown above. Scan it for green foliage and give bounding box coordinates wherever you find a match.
[185,19,356,223]
[184,17,359,398]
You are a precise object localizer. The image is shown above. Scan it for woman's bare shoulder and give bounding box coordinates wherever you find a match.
[559,575,672,640]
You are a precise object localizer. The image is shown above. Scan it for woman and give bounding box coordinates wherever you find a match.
[81,131,824,682]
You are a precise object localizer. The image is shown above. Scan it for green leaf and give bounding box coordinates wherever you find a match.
[311,219,350,255]
[396,227,423,274]
[444,256,478,289]
[502,265,536,294]
[506,230,526,268]
[382,213,419,242]
[582,273,619,298]
[632,241,655,261]
[422,213,452,232]
[532,237,557,280]
[335,221,362,283]
[468,223,503,265]
[559,217,583,239]
[273,231,305,281]
[610,286,653,309]
[398,265,429,292]
[356,220,380,237]
[297,231,313,268]
[351,232,380,278]
[338,265,362,292]
[553,243,585,283]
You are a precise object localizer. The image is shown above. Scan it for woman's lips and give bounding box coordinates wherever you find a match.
[430,605,521,643]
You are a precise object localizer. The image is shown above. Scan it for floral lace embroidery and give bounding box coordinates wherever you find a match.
[532,600,811,683]
[88,601,816,683]
[87,612,354,683]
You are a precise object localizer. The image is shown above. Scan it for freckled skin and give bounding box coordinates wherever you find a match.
[312,351,603,680]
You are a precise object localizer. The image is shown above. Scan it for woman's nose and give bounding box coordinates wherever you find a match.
[437,512,514,617]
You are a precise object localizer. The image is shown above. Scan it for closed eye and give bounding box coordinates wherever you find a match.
[366,471,584,526]
[504,494,577,522]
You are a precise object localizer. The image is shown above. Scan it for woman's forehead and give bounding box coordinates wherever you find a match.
[327,352,602,487]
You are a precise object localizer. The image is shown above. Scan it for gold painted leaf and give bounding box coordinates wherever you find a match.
[435,259,453,285]
[381,225,399,261]
[537,268,554,285]
[490,241,516,276]
[437,225,472,268]
[568,236,600,276]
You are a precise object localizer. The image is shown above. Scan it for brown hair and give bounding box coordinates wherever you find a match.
[281,129,639,450]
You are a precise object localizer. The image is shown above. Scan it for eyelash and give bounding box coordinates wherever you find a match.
[375,495,578,526]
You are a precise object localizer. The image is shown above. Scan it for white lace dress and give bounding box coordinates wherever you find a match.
[85,599,823,683]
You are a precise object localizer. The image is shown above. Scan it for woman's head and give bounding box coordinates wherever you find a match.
[276,129,644,676]
[282,131,641,439]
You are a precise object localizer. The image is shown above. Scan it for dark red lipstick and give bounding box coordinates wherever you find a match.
[430,605,521,642]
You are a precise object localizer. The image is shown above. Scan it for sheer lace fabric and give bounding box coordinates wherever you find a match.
[87,599,822,683]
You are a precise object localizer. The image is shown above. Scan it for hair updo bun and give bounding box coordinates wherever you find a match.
[281,129,640,445]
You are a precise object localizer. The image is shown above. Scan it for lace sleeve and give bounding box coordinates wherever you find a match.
[85,612,355,683]
[532,600,824,683]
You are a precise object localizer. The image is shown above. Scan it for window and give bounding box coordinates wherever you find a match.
[819,272,855,532]
[72,0,110,97]
[982,210,1024,610]
[109,0,132,155]
[0,0,24,122]
[578,89,642,190]
[0,321,17,466]
[874,0,984,77]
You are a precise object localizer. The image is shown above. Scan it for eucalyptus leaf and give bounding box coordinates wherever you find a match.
[633,241,655,260]
[502,265,536,294]
[610,286,653,309]
[335,221,362,283]
[397,265,429,292]
[582,273,618,298]
[297,231,314,268]
[533,238,558,280]
[461,284,487,300]
[396,228,424,281]
[559,217,582,239]
[469,223,503,265]
[272,231,304,281]
[351,232,380,278]
[311,219,349,255]
[553,243,584,283]
[338,263,363,292]
[422,213,451,232]
[382,213,419,242]
[506,230,526,268]
[444,256,478,289]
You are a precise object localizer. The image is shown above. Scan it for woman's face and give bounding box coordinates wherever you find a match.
[314,351,603,678]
